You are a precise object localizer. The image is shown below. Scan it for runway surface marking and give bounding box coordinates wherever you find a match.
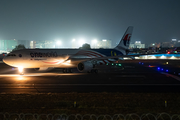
[161,72,180,81]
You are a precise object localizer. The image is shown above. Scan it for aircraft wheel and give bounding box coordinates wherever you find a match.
[94,69,98,73]
[66,69,72,73]
[68,69,73,73]
[62,69,66,73]
[63,68,72,73]
[90,69,94,73]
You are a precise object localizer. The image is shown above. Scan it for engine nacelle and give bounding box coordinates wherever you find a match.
[34,67,53,71]
[77,61,93,72]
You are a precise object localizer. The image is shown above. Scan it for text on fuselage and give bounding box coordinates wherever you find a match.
[30,52,58,57]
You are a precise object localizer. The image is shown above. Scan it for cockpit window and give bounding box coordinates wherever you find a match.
[19,54,22,57]
[7,54,16,56]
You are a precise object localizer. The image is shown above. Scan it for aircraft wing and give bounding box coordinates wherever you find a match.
[66,53,169,62]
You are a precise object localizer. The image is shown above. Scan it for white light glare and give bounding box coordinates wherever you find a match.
[18,67,23,73]
[72,39,76,42]
[92,39,97,43]
[150,55,156,59]
[160,55,166,59]
[79,38,85,46]
[135,41,141,44]
[56,41,61,45]
[102,39,107,42]
[170,56,176,59]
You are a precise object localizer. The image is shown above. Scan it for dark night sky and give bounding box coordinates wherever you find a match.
[0,0,180,47]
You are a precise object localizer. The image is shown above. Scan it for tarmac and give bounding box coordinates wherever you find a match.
[0,60,180,93]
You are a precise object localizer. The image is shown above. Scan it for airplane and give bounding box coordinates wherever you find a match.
[3,26,133,74]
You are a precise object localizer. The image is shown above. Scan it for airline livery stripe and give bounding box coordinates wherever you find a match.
[78,51,106,57]
[42,61,60,64]
[78,52,102,58]
[80,52,100,57]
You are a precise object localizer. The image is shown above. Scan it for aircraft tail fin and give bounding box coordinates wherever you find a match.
[115,26,133,53]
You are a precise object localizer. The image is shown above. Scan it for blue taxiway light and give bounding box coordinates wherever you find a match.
[142,63,144,65]
[166,70,168,72]
[161,68,163,71]
[157,67,160,70]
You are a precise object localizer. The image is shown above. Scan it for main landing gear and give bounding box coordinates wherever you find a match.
[62,68,73,73]
[88,69,98,73]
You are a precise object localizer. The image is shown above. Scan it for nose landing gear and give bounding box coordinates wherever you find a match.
[18,67,24,75]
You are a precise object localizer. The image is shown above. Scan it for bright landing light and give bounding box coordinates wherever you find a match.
[18,67,23,73]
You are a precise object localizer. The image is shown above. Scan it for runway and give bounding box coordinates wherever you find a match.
[0,61,180,93]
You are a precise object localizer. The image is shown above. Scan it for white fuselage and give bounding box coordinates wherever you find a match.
[3,49,118,69]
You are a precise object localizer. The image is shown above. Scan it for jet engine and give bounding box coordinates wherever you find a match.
[77,61,93,72]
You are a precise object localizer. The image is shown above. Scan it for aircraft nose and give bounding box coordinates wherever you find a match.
[3,57,7,64]
[3,57,13,65]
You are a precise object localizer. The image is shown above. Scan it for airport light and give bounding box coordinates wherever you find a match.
[92,39,97,43]
[150,55,156,59]
[170,56,175,59]
[92,39,97,48]
[78,38,85,46]
[56,40,61,45]
[72,39,76,42]
[160,55,166,59]
[102,39,107,42]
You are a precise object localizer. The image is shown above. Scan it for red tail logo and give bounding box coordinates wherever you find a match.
[123,34,131,46]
